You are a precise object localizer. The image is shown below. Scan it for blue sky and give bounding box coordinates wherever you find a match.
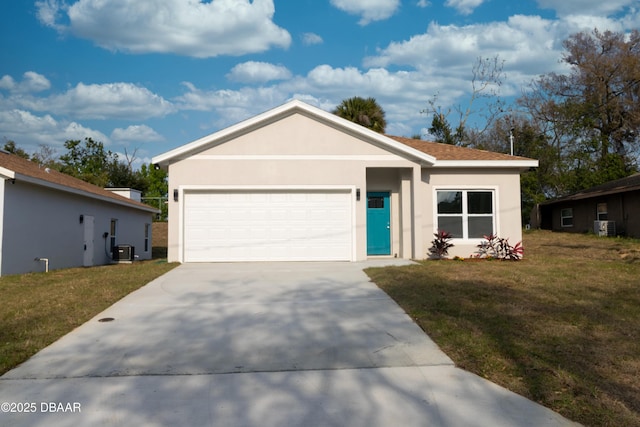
[1,0,638,166]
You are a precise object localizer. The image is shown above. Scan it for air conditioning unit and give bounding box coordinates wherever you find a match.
[594,221,616,237]
[113,244,135,262]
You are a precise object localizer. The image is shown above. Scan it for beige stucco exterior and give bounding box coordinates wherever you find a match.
[155,100,533,263]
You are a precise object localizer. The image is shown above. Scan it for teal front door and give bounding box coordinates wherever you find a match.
[367,192,391,255]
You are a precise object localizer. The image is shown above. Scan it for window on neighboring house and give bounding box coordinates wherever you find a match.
[110,219,118,253]
[144,223,150,252]
[561,208,573,227]
[597,203,608,221]
[436,190,494,239]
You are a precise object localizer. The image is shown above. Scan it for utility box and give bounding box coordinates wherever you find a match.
[113,245,135,262]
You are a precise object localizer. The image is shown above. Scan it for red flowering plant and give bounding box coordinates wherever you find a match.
[476,234,523,260]
[428,230,455,259]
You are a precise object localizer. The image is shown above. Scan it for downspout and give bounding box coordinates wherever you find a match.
[35,257,49,273]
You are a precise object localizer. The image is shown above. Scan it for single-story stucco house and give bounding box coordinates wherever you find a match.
[0,151,158,276]
[531,172,640,238]
[152,100,538,263]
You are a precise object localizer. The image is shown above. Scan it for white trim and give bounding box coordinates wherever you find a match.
[178,185,357,263]
[560,208,573,228]
[432,186,500,244]
[0,167,15,180]
[152,99,436,167]
[191,154,404,161]
[434,160,539,169]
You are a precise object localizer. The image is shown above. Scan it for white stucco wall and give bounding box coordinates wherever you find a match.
[163,112,527,263]
[166,113,418,262]
[1,180,154,276]
[421,168,524,259]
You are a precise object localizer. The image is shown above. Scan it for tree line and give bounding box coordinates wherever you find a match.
[3,138,168,220]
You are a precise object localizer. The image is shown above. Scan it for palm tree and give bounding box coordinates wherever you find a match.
[333,97,387,133]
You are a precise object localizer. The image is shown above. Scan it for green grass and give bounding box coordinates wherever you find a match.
[366,230,640,427]
[0,260,178,375]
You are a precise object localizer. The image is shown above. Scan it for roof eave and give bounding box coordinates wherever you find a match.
[543,185,640,205]
[432,160,539,169]
[0,166,16,180]
[14,172,159,214]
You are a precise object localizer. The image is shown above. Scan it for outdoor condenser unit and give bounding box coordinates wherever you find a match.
[594,220,616,237]
[113,244,135,262]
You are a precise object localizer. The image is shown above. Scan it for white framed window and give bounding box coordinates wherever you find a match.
[561,208,573,227]
[436,189,495,239]
[144,223,150,252]
[597,203,607,221]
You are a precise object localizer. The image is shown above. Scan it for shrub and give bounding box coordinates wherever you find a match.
[476,234,523,260]
[429,230,455,259]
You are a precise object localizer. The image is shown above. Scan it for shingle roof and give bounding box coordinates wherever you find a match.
[387,135,534,162]
[543,173,640,204]
[0,151,157,213]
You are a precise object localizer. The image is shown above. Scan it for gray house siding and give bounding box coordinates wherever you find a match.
[539,190,640,238]
[1,179,153,276]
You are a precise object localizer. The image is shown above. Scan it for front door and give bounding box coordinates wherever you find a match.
[83,215,95,267]
[367,192,391,255]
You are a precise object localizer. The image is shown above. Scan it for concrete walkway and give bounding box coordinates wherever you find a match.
[0,261,580,426]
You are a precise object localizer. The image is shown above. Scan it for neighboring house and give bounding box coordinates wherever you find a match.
[532,173,640,238]
[152,100,537,262]
[0,152,158,276]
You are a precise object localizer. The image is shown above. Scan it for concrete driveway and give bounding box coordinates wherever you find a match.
[0,261,579,427]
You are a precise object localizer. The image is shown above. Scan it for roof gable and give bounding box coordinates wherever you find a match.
[152,99,537,169]
[0,152,157,213]
[153,100,435,166]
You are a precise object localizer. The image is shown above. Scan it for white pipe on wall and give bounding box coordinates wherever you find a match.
[34,257,49,273]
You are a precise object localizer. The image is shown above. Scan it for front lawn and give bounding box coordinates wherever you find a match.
[0,260,178,375]
[366,230,640,427]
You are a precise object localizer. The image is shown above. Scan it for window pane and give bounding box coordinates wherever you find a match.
[562,217,573,227]
[438,216,463,238]
[597,203,608,220]
[368,196,384,209]
[468,192,493,214]
[437,191,462,214]
[468,216,493,238]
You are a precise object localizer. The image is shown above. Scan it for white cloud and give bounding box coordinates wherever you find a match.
[416,0,431,8]
[330,0,400,25]
[36,0,291,58]
[111,125,164,142]
[302,32,324,46]
[445,0,485,16]
[175,82,288,127]
[226,61,292,83]
[0,109,109,150]
[364,16,568,86]
[17,82,176,120]
[536,0,635,17]
[0,72,51,93]
[35,0,65,30]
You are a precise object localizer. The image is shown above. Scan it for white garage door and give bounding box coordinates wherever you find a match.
[183,190,353,262]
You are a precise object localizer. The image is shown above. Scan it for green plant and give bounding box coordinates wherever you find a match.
[429,230,455,259]
[476,234,523,260]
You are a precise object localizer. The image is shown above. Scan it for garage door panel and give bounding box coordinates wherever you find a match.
[184,190,353,262]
